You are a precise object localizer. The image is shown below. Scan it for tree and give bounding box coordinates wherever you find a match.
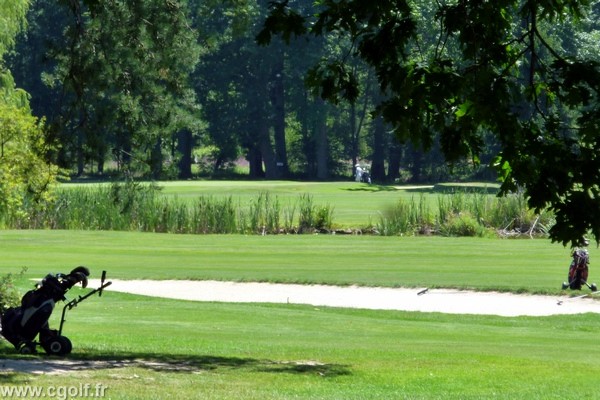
[193,0,318,179]
[27,0,202,178]
[258,0,600,247]
[0,0,59,220]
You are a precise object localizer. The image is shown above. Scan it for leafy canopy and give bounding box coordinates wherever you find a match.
[258,0,600,247]
[0,0,59,221]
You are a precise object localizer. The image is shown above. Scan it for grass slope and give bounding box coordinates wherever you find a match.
[0,229,588,292]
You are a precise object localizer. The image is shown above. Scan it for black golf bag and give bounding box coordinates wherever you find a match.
[0,266,90,355]
[361,170,371,184]
[562,249,597,291]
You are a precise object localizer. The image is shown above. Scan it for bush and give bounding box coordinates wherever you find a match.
[0,268,26,313]
[439,212,487,237]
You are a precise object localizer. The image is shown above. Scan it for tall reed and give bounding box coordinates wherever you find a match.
[4,182,552,237]
[378,190,553,237]
[19,182,335,235]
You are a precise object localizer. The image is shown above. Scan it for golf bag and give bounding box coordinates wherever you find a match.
[562,249,597,291]
[361,170,372,184]
[0,266,90,355]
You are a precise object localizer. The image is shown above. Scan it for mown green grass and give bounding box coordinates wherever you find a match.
[0,229,586,292]
[1,229,598,399]
[2,291,599,399]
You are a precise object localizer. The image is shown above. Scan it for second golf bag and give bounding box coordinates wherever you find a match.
[562,249,597,291]
[0,266,90,355]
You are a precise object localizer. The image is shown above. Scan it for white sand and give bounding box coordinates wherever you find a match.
[88,279,600,317]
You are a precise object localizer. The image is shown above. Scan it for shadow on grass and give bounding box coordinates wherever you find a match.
[343,184,402,192]
[0,348,351,378]
[343,183,499,195]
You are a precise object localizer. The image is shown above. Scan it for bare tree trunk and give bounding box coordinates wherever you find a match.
[177,130,193,179]
[77,128,85,176]
[315,103,328,180]
[247,146,264,178]
[270,48,288,178]
[150,138,163,179]
[387,139,401,182]
[371,115,386,182]
[258,118,277,179]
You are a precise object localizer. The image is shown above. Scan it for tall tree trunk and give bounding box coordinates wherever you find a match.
[258,117,277,179]
[247,146,264,178]
[350,101,358,175]
[76,128,85,176]
[409,145,424,183]
[176,130,193,179]
[300,90,313,177]
[387,139,401,182]
[150,137,163,179]
[371,115,386,182]
[315,100,328,180]
[350,74,371,179]
[270,47,288,178]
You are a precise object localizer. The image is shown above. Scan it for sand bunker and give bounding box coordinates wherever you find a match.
[88,279,600,317]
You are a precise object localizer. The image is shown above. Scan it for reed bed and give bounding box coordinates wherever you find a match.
[7,182,334,234]
[2,181,552,237]
[377,191,553,237]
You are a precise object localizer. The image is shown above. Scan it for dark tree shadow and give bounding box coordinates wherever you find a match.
[0,350,351,378]
[343,183,498,194]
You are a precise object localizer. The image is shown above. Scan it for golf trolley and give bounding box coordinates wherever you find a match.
[360,170,372,184]
[0,267,111,356]
[562,248,597,292]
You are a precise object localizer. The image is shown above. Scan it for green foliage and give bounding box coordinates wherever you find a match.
[0,267,26,312]
[259,0,600,248]
[377,195,434,236]
[0,0,62,227]
[377,190,551,237]
[248,192,281,234]
[38,0,202,176]
[0,0,29,60]
[439,212,488,237]
[0,104,60,226]
[296,193,335,232]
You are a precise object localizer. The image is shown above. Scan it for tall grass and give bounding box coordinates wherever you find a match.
[3,182,552,237]
[377,191,553,237]
[10,181,335,235]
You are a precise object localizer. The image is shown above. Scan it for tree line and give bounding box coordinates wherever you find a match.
[2,0,600,246]
[4,0,587,182]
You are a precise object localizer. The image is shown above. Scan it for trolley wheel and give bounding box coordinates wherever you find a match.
[562,282,569,290]
[18,342,37,354]
[42,335,72,356]
[591,283,598,292]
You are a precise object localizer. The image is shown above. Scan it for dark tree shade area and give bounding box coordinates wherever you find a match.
[258,0,600,247]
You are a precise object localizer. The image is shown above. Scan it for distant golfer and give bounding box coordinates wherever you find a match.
[355,164,363,182]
